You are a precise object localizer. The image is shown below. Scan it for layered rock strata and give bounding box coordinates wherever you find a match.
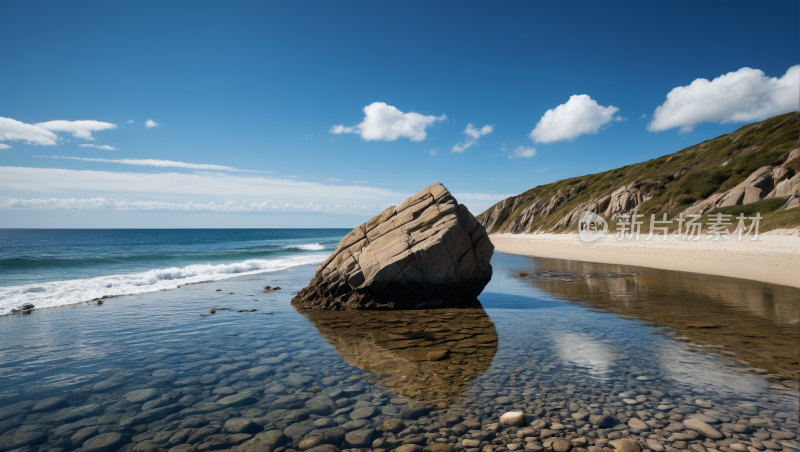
[292,182,493,310]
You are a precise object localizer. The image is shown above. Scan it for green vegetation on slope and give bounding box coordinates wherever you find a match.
[478,112,800,234]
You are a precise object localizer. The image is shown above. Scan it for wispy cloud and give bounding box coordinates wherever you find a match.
[35,155,256,172]
[0,198,390,213]
[509,145,537,159]
[452,123,493,153]
[1,116,117,146]
[1,116,59,146]
[330,102,446,142]
[79,144,118,151]
[36,120,117,140]
[0,144,11,150]
[145,119,161,129]
[0,166,509,215]
[425,147,439,156]
[0,166,407,203]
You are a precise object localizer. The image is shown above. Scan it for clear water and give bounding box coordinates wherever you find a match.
[0,231,797,452]
[0,229,348,315]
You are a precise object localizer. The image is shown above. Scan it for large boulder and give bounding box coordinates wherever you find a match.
[292,182,493,310]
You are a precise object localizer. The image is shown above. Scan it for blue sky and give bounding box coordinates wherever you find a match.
[1,1,798,228]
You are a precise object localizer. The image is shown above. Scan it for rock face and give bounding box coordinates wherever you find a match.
[292,182,493,310]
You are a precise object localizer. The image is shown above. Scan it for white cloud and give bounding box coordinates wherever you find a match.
[529,94,620,143]
[452,123,493,153]
[36,120,117,141]
[0,166,406,204]
[125,120,135,124]
[330,102,446,142]
[330,125,352,134]
[0,116,59,146]
[0,144,11,150]
[145,119,161,129]
[426,147,439,156]
[0,166,511,215]
[509,145,537,159]
[648,65,800,133]
[36,155,255,172]
[79,144,118,151]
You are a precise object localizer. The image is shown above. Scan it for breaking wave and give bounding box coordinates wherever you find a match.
[0,254,327,316]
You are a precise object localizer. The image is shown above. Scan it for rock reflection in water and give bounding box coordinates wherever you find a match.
[301,307,498,407]
[513,257,800,388]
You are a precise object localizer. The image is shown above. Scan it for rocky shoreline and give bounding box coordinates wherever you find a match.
[0,256,796,452]
[1,359,796,452]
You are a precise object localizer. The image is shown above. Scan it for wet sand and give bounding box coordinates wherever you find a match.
[490,233,800,289]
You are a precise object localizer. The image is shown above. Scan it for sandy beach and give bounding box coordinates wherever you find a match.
[490,232,800,289]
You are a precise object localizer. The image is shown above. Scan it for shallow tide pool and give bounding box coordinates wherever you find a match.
[0,252,797,452]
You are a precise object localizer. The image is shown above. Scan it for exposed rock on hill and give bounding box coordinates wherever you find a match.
[292,183,493,310]
[478,112,800,234]
[685,148,800,214]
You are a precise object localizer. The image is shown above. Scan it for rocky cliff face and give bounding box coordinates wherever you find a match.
[292,182,493,310]
[478,112,800,234]
[684,148,800,215]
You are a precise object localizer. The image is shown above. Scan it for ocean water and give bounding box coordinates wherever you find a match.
[0,229,348,316]
[0,230,797,452]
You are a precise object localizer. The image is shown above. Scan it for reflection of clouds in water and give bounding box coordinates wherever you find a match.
[551,332,617,376]
[655,340,768,397]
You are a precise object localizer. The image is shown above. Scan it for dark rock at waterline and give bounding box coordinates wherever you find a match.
[292,182,493,310]
[11,303,35,313]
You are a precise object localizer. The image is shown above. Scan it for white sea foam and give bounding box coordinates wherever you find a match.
[284,243,325,251]
[0,254,327,316]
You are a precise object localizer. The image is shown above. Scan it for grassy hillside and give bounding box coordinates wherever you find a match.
[477,112,800,234]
